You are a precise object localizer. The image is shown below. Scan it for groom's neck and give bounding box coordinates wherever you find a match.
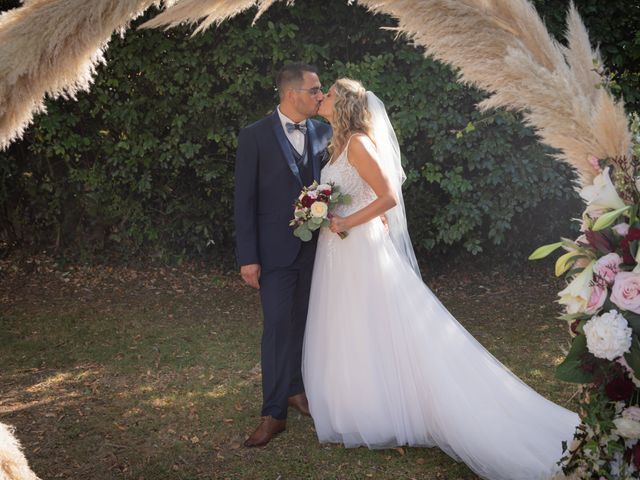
[279,103,307,124]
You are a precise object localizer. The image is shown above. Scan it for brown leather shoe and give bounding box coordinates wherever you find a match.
[243,416,286,448]
[288,392,311,417]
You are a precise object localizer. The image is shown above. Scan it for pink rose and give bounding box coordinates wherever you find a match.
[593,253,622,285]
[624,406,640,422]
[585,284,607,314]
[613,223,630,237]
[611,272,640,314]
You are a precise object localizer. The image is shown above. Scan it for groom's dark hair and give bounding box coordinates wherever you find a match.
[276,63,318,99]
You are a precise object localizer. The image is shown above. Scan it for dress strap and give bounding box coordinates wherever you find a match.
[344,133,365,152]
[341,133,369,165]
[329,133,362,165]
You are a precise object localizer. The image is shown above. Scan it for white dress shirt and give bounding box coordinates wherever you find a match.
[277,106,306,155]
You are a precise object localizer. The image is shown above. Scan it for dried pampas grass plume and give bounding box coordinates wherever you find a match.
[361,0,631,185]
[0,0,161,149]
[139,0,283,33]
[0,422,40,480]
[359,0,632,186]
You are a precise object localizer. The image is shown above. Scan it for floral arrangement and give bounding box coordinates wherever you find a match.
[531,113,640,478]
[289,181,351,242]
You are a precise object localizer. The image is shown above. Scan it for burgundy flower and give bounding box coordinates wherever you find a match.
[301,195,314,208]
[584,230,612,254]
[620,228,640,264]
[627,442,640,469]
[322,189,331,196]
[580,355,597,374]
[605,373,635,401]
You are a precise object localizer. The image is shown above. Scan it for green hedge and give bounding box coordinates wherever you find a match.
[2,0,633,263]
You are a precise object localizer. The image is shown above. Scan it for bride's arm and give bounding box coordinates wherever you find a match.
[329,135,397,234]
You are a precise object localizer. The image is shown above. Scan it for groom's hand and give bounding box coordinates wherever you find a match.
[240,264,261,289]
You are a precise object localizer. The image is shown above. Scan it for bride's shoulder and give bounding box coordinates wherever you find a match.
[346,133,377,165]
[348,132,373,145]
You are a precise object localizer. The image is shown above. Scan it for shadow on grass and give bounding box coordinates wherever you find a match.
[1,263,576,479]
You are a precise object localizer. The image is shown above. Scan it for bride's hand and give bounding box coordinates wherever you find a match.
[380,214,389,233]
[330,215,349,234]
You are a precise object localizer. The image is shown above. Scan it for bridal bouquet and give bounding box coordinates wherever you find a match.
[531,114,640,478]
[290,181,351,242]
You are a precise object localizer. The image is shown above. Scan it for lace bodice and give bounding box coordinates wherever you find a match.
[321,137,377,217]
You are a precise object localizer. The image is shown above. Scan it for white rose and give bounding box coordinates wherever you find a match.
[308,190,318,200]
[579,167,626,217]
[310,201,328,218]
[614,416,640,439]
[558,261,595,314]
[316,184,332,192]
[583,310,632,360]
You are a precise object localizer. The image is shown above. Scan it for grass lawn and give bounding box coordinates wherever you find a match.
[0,255,578,479]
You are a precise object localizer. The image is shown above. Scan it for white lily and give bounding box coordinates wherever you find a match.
[558,260,595,314]
[579,167,626,218]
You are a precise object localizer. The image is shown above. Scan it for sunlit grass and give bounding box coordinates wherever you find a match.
[1,263,576,480]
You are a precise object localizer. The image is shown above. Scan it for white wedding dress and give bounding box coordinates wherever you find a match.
[301,137,580,480]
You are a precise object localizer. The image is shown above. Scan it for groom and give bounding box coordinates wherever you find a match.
[234,63,332,447]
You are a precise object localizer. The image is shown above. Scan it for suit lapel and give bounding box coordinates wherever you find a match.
[305,119,321,182]
[270,111,302,187]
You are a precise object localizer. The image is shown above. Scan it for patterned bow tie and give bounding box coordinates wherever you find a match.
[285,122,307,134]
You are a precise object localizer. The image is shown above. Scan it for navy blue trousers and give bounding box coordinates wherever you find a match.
[259,239,316,419]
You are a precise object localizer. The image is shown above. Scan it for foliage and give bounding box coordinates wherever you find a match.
[0,0,633,262]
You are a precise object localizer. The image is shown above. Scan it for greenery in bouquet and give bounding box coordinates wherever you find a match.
[531,114,640,478]
[289,181,351,242]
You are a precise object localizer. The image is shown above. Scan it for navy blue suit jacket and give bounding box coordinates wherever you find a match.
[234,110,332,270]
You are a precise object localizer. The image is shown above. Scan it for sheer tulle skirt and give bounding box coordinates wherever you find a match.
[302,219,579,480]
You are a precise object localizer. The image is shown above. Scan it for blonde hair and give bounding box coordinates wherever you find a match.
[328,78,373,156]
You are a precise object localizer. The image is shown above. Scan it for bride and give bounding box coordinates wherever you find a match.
[301,78,580,480]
